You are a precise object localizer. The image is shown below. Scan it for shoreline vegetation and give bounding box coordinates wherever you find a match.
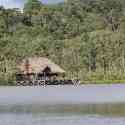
[1,0,125,85]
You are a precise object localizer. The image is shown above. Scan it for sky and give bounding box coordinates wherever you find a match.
[0,0,64,9]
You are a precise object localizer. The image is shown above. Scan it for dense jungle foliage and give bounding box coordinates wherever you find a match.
[1,0,125,84]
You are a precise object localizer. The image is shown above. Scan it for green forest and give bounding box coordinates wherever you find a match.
[1,0,125,85]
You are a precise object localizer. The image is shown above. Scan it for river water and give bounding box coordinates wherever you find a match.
[0,85,125,125]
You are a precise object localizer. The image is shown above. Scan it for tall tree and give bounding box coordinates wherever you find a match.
[24,0,42,13]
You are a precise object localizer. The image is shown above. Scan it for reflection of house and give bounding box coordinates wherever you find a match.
[16,57,65,82]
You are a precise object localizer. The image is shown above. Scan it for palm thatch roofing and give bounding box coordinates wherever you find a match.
[16,57,65,75]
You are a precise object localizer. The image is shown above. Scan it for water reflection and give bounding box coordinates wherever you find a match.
[0,103,125,116]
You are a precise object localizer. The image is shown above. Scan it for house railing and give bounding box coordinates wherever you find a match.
[16,79,80,86]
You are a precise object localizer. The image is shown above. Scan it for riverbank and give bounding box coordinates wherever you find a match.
[82,80,125,84]
[1,80,125,86]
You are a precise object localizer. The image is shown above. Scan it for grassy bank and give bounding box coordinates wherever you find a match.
[1,69,125,85]
[82,80,125,84]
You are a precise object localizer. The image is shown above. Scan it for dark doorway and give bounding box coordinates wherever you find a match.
[43,66,51,74]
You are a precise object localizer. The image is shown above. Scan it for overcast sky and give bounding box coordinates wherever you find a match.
[0,0,64,9]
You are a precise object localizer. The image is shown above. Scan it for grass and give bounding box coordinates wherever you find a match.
[82,80,125,84]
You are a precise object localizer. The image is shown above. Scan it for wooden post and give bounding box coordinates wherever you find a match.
[25,59,31,81]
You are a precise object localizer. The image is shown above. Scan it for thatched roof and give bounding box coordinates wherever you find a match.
[17,57,65,75]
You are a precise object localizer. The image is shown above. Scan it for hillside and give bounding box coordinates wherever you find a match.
[0,0,125,84]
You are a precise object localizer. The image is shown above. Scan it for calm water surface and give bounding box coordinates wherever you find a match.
[0,85,125,125]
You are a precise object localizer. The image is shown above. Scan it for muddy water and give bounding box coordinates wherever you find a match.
[0,85,125,125]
